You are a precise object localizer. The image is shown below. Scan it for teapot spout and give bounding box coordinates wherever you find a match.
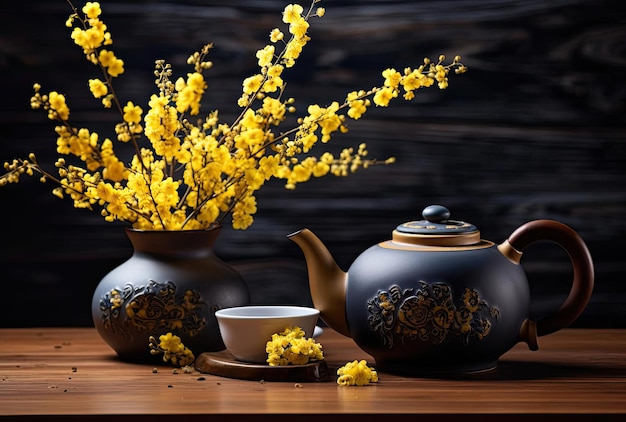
[288,229,350,337]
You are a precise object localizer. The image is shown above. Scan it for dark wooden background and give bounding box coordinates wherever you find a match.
[1,0,624,328]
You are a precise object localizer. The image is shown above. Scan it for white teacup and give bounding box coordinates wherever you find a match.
[215,305,320,363]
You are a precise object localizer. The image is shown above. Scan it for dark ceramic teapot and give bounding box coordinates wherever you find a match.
[288,205,594,375]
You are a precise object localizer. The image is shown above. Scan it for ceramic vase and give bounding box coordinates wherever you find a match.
[91,226,250,363]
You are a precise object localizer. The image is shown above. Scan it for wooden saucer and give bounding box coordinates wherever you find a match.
[194,350,331,382]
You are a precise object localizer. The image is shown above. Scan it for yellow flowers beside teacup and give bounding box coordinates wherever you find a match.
[215,305,320,363]
[266,326,323,366]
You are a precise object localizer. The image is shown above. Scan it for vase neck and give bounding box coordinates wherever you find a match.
[125,227,221,258]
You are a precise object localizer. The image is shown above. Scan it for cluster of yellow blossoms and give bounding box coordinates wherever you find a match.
[1,1,466,230]
[149,333,195,367]
[265,326,324,366]
[337,359,379,386]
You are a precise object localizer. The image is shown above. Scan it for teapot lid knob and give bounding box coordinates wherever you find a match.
[422,205,450,223]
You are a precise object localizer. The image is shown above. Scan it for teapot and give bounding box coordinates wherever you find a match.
[288,205,594,375]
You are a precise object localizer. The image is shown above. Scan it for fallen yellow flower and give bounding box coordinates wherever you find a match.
[337,359,379,386]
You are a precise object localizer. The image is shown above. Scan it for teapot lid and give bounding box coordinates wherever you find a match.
[393,205,481,247]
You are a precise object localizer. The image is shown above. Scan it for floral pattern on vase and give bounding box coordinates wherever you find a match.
[99,280,209,340]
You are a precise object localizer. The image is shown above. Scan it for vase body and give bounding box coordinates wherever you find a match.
[91,227,250,363]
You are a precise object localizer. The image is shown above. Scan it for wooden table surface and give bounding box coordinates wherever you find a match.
[1,327,625,421]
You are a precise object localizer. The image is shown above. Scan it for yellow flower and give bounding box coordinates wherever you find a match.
[269,28,284,42]
[267,64,284,79]
[337,360,379,386]
[242,74,263,95]
[282,4,304,24]
[123,101,143,125]
[256,45,275,68]
[283,36,307,63]
[373,86,396,107]
[149,333,195,366]
[98,50,116,67]
[262,97,286,122]
[82,2,102,19]
[98,50,124,77]
[266,326,323,366]
[382,68,402,89]
[175,72,206,115]
[71,26,104,52]
[101,94,113,108]
[288,17,310,39]
[346,91,369,120]
[401,68,427,91]
[47,91,70,120]
[102,160,126,182]
[263,75,283,93]
[312,161,329,177]
[88,78,107,98]
[106,58,124,77]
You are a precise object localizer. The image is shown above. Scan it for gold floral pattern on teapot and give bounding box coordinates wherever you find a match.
[367,282,500,348]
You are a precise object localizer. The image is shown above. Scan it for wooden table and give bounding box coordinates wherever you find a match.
[1,328,625,420]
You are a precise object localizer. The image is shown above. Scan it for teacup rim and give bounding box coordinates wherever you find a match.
[215,305,319,319]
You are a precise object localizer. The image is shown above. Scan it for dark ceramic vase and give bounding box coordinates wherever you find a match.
[91,226,250,363]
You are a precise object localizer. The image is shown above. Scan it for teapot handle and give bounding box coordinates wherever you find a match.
[505,220,594,339]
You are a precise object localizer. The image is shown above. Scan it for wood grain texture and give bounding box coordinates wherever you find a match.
[0,327,625,420]
[0,0,624,328]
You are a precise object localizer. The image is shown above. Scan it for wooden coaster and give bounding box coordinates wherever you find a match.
[194,350,331,382]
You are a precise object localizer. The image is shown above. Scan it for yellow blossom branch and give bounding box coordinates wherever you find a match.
[66,0,168,227]
[1,0,467,231]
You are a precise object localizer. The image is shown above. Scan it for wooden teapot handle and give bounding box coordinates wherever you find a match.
[506,220,594,338]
